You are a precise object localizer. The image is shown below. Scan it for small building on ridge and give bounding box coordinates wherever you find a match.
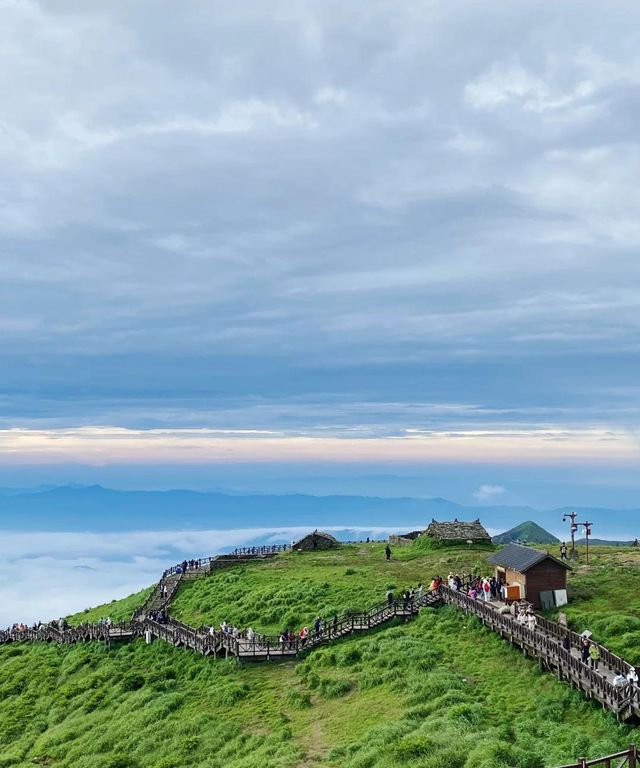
[293,530,340,551]
[488,542,571,609]
[425,518,491,544]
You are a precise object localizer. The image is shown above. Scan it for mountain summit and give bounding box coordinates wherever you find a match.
[492,520,560,545]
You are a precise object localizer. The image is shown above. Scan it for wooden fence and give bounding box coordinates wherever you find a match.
[440,586,639,720]
[556,745,637,768]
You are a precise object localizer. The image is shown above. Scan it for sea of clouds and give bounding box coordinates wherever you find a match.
[0,526,423,627]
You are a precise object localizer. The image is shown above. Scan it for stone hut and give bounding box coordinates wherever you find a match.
[425,518,491,544]
[292,530,340,551]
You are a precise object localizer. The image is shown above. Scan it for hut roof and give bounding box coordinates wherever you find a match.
[488,543,571,573]
[425,518,491,541]
[293,530,339,546]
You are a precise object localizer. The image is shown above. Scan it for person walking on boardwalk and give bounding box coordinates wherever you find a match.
[299,626,309,647]
[589,642,601,670]
[627,667,638,688]
[613,670,627,688]
[562,633,571,652]
[581,638,591,664]
[314,616,322,637]
[385,544,392,561]
[387,589,394,607]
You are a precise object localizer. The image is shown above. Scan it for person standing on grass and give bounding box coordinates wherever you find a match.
[560,542,568,560]
[385,544,392,561]
[589,642,601,670]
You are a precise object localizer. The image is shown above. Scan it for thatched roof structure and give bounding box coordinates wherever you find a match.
[425,518,491,542]
[292,530,340,551]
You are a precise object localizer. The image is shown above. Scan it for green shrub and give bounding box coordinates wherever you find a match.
[121,673,145,691]
[318,676,353,698]
[285,689,312,709]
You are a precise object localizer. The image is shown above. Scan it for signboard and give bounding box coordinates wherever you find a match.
[554,590,568,608]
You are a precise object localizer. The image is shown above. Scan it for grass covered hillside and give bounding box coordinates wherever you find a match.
[0,542,638,768]
[552,545,640,665]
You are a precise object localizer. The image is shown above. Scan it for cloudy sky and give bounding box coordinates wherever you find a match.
[2,0,640,498]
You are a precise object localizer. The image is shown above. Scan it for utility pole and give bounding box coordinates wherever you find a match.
[562,511,579,561]
[576,520,593,564]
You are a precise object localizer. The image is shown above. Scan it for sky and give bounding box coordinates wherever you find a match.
[4,1,640,623]
[2,0,640,500]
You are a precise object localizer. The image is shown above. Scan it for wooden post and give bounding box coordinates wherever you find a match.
[629,745,637,768]
[577,758,586,768]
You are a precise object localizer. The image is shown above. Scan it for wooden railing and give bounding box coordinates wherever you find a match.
[197,588,444,658]
[132,570,183,621]
[162,545,290,578]
[556,745,637,768]
[0,621,134,646]
[440,587,637,715]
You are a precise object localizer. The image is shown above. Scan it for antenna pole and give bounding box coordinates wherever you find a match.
[562,511,578,561]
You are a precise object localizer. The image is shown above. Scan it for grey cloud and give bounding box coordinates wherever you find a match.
[1,1,639,438]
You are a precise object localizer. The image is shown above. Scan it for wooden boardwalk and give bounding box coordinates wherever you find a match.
[557,745,637,768]
[440,586,640,722]
[2,545,640,733]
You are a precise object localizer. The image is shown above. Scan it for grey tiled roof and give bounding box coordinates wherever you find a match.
[488,543,571,573]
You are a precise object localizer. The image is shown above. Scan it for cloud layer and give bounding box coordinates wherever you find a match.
[0,526,406,626]
[1,1,639,467]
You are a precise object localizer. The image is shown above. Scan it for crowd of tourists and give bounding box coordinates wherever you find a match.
[5,617,72,633]
[164,559,203,578]
[434,570,639,693]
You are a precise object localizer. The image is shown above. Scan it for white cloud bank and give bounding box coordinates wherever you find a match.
[0,526,406,627]
[473,485,506,502]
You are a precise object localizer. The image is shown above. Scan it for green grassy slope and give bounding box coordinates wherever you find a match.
[0,542,637,768]
[552,546,640,665]
[67,587,153,626]
[170,541,491,633]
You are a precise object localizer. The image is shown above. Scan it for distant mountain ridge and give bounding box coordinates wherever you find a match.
[492,520,560,545]
[0,485,639,537]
